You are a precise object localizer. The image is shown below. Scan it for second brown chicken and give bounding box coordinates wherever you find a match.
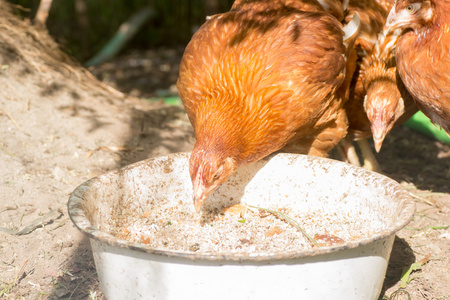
[340,0,417,171]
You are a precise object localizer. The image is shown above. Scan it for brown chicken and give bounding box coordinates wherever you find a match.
[177,1,359,211]
[339,0,417,171]
[385,0,450,133]
[361,31,417,152]
[340,0,394,169]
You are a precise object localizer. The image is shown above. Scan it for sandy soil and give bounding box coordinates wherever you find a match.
[0,3,449,299]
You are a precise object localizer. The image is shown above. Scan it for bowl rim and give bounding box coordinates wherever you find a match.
[67,152,415,262]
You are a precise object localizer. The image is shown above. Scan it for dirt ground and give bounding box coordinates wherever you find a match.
[1,4,449,300]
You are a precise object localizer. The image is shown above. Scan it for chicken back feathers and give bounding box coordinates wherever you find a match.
[345,0,392,54]
[231,0,347,21]
[177,3,352,211]
[386,0,450,133]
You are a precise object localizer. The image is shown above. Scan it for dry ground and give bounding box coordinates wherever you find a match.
[0,3,449,299]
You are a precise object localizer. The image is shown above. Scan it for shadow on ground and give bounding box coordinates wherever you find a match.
[381,236,416,298]
[45,101,193,299]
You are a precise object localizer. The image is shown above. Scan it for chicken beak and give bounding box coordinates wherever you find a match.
[193,192,207,213]
[372,126,388,152]
[373,135,385,153]
[384,7,410,34]
[384,7,397,33]
[371,114,389,153]
[192,178,208,213]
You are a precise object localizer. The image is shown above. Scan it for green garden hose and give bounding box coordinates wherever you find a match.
[404,111,450,145]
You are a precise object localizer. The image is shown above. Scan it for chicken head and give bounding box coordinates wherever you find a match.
[189,146,237,212]
[364,78,405,152]
[385,0,434,33]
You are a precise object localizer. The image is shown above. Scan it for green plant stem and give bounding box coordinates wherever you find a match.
[84,7,155,67]
[248,205,321,248]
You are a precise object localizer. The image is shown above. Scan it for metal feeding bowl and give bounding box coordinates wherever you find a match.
[68,152,414,300]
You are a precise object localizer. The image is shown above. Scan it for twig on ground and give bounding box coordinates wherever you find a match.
[0,260,29,297]
[68,272,97,300]
[0,205,18,214]
[0,208,63,235]
[14,260,29,286]
[0,109,30,136]
[85,145,143,159]
[52,218,68,231]
[388,288,411,300]
[408,191,443,209]
[0,143,15,157]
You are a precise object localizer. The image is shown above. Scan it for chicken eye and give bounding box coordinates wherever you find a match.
[212,165,223,180]
[405,4,420,13]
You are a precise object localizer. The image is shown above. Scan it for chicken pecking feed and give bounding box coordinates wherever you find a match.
[177,1,359,211]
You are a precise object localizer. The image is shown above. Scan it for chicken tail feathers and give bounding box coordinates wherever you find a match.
[343,12,360,51]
